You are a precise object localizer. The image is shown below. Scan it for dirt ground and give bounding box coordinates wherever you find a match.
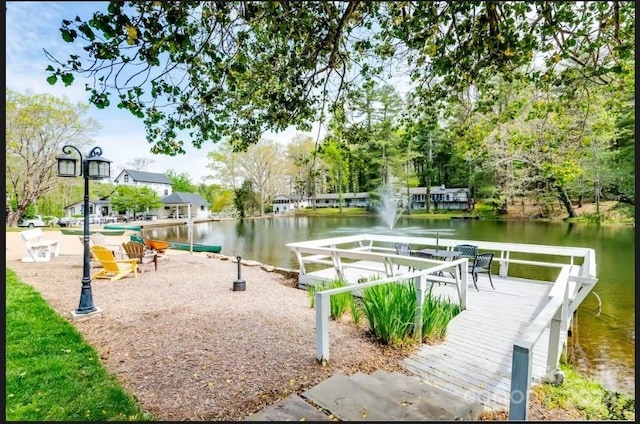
[499,198,625,221]
[6,230,585,420]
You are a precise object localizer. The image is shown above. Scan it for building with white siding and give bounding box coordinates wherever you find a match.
[113,169,173,197]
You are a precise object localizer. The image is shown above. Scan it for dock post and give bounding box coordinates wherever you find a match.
[499,251,510,277]
[546,308,563,381]
[509,344,532,420]
[459,259,468,310]
[316,292,330,364]
[546,282,568,380]
[414,274,426,341]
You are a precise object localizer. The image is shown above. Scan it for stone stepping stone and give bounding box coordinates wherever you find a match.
[243,394,331,421]
[302,373,426,421]
[370,370,485,420]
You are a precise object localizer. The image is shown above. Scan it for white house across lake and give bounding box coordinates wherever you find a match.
[271,185,473,212]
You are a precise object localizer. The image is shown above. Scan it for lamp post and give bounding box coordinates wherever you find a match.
[57,145,111,318]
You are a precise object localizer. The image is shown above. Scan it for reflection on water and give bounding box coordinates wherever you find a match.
[143,216,635,395]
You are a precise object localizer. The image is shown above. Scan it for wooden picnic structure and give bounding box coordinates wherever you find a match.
[286,234,597,420]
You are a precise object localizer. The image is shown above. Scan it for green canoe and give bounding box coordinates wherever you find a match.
[129,235,222,254]
[104,224,142,232]
[169,241,222,253]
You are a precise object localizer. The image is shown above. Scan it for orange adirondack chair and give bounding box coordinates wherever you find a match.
[91,245,139,282]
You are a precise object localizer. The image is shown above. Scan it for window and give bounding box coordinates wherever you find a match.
[164,189,168,195]
[124,175,129,182]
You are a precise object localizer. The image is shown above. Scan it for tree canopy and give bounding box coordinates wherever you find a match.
[46,1,634,155]
[5,90,98,226]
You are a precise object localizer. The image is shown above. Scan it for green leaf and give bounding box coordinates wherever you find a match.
[61,73,75,86]
[60,29,73,42]
[46,75,57,85]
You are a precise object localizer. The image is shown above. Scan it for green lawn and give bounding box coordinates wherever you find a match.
[293,207,370,216]
[5,269,152,421]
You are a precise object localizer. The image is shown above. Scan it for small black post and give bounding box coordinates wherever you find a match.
[233,255,246,291]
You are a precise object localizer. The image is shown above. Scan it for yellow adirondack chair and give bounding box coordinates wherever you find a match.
[91,246,139,282]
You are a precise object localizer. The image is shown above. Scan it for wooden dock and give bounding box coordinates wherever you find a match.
[302,263,563,411]
[287,233,596,418]
[404,274,562,411]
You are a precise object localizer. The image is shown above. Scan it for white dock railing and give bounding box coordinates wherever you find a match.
[287,233,595,282]
[313,261,468,364]
[287,234,597,418]
[509,265,597,420]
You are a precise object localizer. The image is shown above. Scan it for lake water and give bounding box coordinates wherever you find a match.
[143,216,635,395]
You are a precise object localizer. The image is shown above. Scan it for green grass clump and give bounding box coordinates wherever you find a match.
[360,279,461,346]
[6,269,152,421]
[349,297,363,325]
[308,277,461,346]
[421,290,461,342]
[361,282,417,346]
[534,364,635,420]
[306,278,353,320]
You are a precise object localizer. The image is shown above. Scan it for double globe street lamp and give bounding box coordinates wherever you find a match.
[57,145,111,319]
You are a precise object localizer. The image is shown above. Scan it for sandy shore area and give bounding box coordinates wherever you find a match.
[5,230,410,420]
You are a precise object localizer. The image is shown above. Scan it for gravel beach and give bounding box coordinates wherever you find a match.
[5,230,411,420]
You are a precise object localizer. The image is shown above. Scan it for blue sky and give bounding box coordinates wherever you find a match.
[5,1,325,183]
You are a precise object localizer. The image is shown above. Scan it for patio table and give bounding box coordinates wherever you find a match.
[414,248,462,278]
[417,248,461,261]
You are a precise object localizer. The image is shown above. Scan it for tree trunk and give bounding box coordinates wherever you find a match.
[7,210,21,227]
[594,180,600,215]
[260,190,265,216]
[7,201,32,227]
[556,185,577,218]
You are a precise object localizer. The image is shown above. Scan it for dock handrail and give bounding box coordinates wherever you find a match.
[287,234,598,417]
[313,262,469,364]
[287,234,595,282]
[509,265,598,420]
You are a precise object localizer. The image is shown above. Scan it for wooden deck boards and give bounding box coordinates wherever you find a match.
[406,274,563,411]
[301,261,565,412]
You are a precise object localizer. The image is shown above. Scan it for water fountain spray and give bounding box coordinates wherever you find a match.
[378,172,403,230]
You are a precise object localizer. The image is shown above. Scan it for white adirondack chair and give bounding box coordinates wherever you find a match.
[20,228,60,263]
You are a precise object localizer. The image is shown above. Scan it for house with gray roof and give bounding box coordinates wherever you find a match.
[63,197,114,219]
[160,192,210,219]
[310,192,370,208]
[408,185,472,210]
[113,169,173,197]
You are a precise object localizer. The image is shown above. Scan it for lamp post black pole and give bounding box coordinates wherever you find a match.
[60,144,101,315]
[77,157,97,314]
[58,145,111,317]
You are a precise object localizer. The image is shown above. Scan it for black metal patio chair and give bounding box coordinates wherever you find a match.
[456,243,478,259]
[394,243,412,270]
[469,252,495,291]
